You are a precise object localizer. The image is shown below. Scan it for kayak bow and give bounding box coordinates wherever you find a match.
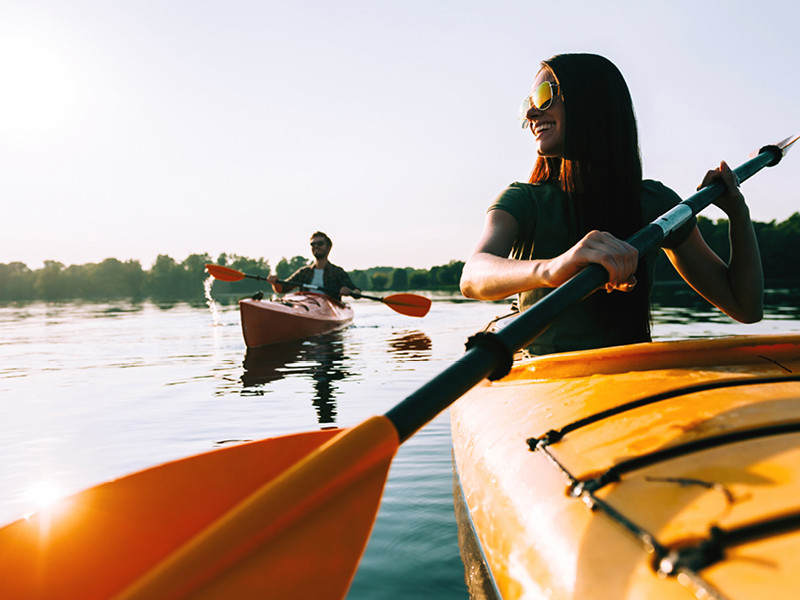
[239,293,354,348]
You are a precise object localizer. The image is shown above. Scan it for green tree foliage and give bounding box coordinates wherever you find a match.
[371,272,389,291]
[181,254,212,296]
[0,262,35,300]
[11,259,146,300]
[145,255,182,298]
[758,212,800,282]
[144,254,214,299]
[276,256,309,279]
[409,271,430,289]
[78,259,144,298]
[436,260,464,287]
[209,253,272,295]
[228,255,270,277]
[426,260,464,288]
[34,261,65,300]
[390,268,408,291]
[350,270,370,291]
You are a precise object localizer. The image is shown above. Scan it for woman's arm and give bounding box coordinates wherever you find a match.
[460,209,640,301]
[663,161,764,323]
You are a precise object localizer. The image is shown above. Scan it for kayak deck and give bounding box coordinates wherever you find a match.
[451,333,800,600]
[239,292,354,348]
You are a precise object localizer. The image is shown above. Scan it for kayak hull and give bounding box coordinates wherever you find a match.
[451,333,800,600]
[239,292,354,348]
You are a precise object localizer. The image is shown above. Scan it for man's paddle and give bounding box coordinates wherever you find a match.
[205,264,432,318]
[0,137,794,600]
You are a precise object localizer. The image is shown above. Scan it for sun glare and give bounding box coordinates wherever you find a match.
[0,34,84,140]
[24,480,66,516]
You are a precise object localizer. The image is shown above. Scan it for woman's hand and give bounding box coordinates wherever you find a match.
[698,160,747,219]
[461,210,639,301]
[665,158,763,324]
[543,230,639,292]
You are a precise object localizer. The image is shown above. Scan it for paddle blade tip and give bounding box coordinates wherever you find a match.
[778,133,800,155]
[383,294,432,318]
[750,133,799,159]
[204,264,246,282]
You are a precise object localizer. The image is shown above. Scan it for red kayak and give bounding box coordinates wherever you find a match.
[239,292,354,348]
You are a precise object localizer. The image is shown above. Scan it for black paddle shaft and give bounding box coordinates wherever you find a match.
[386,144,785,443]
[253,276,347,298]
[269,278,380,300]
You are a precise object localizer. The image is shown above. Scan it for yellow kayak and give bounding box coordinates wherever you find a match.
[451,333,800,600]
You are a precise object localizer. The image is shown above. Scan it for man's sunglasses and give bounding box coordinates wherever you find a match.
[310,241,327,247]
[518,80,560,129]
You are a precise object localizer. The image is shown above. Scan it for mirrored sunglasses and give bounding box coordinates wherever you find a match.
[518,80,559,129]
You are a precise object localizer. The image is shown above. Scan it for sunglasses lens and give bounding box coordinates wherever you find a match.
[518,81,555,128]
[532,81,553,110]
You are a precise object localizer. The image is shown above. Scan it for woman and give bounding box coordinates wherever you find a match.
[460,53,763,355]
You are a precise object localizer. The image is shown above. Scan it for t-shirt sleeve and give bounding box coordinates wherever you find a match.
[487,183,537,243]
[643,180,696,249]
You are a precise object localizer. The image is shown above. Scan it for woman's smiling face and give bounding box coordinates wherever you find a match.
[525,69,565,158]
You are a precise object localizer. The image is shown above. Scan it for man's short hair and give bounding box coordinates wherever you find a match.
[310,231,332,246]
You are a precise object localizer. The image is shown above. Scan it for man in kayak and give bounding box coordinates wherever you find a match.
[267,231,361,301]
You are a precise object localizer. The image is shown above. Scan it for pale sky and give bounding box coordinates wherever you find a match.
[1,1,797,272]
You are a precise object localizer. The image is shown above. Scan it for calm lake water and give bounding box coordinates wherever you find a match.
[1,284,799,598]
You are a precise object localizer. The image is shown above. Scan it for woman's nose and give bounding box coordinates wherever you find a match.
[524,106,541,127]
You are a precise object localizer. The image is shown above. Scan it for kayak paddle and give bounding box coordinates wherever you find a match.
[0,136,794,599]
[205,264,432,318]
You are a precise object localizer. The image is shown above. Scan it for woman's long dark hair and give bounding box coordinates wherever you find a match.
[529,53,650,344]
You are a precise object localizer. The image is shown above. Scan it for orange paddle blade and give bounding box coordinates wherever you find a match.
[204,264,246,282]
[0,418,399,600]
[382,294,432,318]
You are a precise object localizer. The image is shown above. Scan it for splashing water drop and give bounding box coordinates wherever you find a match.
[204,276,222,326]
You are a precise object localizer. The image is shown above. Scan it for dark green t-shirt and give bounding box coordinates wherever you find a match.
[489,180,695,355]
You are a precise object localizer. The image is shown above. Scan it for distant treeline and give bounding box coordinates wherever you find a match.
[2,214,798,302]
[0,251,466,301]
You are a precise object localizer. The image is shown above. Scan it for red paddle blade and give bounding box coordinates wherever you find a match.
[205,264,246,282]
[382,294,432,318]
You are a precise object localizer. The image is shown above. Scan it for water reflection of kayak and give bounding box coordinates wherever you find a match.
[242,332,353,427]
[452,333,800,600]
[239,292,354,349]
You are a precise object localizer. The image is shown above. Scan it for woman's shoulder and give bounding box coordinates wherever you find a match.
[493,181,560,205]
[642,179,683,213]
[489,181,562,235]
[642,179,681,201]
[505,180,559,192]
